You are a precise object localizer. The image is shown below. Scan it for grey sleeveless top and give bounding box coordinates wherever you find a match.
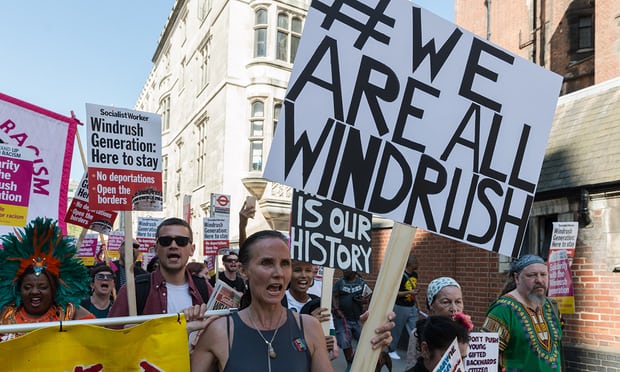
[223,309,311,372]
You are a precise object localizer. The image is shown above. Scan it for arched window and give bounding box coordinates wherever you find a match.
[249,101,265,171]
[254,9,268,57]
[277,13,303,63]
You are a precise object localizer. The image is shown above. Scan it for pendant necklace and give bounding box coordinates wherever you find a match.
[249,308,285,368]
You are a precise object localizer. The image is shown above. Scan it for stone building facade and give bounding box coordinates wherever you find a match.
[134,0,310,244]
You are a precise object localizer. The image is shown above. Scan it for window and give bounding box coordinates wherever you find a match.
[578,16,593,50]
[176,140,184,193]
[198,0,211,21]
[200,37,211,89]
[180,57,186,88]
[181,12,188,46]
[250,140,263,171]
[273,103,282,135]
[160,95,171,131]
[254,9,268,57]
[276,13,302,63]
[522,214,558,260]
[162,156,168,196]
[195,116,208,185]
[251,101,264,136]
[249,101,264,171]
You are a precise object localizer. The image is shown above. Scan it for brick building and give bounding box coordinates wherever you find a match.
[401,1,620,370]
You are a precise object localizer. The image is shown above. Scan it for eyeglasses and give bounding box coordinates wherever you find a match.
[95,273,114,280]
[157,236,191,247]
[224,258,238,263]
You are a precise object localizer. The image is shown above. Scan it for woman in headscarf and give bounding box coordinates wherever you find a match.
[0,218,94,341]
[405,277,464,369]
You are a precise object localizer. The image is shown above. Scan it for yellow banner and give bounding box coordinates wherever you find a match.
[0,204,28,227]
[0,316,189,371]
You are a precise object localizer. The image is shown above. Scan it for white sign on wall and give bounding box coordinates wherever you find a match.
[264,0,563,257]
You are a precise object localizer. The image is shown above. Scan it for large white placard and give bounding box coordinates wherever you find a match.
[264,0,563,257]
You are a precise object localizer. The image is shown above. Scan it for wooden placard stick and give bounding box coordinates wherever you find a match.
[124,212,137,316]
[320,267,335,335]
[350,223,417,372]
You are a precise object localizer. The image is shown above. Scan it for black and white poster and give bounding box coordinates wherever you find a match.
[264,0,562,257]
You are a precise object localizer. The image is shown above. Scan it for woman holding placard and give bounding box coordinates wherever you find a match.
[405,314,472,372]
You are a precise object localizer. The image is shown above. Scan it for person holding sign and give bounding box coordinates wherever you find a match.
[0,218,95,341]
[405,314,472,372]
[482,255,563,371]
[108,218,212,317]
[190,230,395,371]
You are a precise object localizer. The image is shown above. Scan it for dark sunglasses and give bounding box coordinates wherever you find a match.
[224,258,238,263]
[95,273,114,280]
[132,243,140,249]
[157,236,191,247]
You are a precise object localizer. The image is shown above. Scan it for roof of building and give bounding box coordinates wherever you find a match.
[537,77,620,193]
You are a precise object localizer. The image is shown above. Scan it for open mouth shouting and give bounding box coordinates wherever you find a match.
[267,283,284,296]
[29,296,42,309]
[166,252,182,264]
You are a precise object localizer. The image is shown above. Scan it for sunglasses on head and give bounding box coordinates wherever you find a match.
[95,273,114,280]
[157,236,191,247]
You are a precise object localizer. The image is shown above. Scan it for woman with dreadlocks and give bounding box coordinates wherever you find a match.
[0,218,95,341]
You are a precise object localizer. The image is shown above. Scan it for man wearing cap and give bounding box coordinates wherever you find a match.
[209,251,246,294]
[482,254,562,371]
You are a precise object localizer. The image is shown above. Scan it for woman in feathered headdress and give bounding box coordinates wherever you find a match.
[0,218,95,341]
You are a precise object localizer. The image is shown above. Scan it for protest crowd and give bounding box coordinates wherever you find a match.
[0,207,564,372]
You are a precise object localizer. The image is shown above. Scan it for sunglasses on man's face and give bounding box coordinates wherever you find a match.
[224,258,238,263]
[157,236,191,247]
[95,273,114,280]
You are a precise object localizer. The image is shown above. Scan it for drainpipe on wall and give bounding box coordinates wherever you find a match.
[485,0,491,40]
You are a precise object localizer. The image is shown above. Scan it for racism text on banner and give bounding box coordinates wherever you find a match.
[0,144,34,227]
[0,93,78,235]
[263,1,563,258]
[291,189,373,273]
[65,171,117,234]
[86,103,162,211]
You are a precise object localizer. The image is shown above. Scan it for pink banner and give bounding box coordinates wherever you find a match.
[0,93,77,234]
